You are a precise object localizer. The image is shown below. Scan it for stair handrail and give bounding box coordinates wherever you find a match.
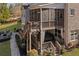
[56,41,62,49]
[49,41,57,55]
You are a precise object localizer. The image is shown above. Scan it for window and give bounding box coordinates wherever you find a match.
[70,9,75,15]
[71,33,74,40]
[74,32,78,39]
[71,31,78,40]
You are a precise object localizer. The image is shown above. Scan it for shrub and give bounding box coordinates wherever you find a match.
[43,50,48,56]
[43,50,54,56]
[27,49,38,56]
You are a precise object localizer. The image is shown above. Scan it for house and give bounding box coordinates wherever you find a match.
[21,3,79,55]
[64,4,79,46]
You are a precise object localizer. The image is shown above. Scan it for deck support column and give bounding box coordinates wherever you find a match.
[40,8,43,55]
[29,32,32,51]
[29,22,32,51]
[26,35,28,54]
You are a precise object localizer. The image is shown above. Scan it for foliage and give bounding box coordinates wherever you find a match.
[9,4,14,16]
[0,19,7,24]
[0,4,10,20]
[43,50,54,56]
[27,49,38,56]
[17,19,21,24]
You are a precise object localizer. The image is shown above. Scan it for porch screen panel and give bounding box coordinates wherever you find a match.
[42,8,49,28]
[42,8,49,22]
[49,9,55,27]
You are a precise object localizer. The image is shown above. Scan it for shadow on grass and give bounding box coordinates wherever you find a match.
[0,38,10,43]
[0,40,11,56]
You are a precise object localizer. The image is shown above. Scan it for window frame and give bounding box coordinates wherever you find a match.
[70,8,75,16]
[71,31,78,40]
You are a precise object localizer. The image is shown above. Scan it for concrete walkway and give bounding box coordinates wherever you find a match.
[10,32,20,56]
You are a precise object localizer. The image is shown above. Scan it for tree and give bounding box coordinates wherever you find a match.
[9,3,22,17]
[9,4,15,17]
[0,3,10,20]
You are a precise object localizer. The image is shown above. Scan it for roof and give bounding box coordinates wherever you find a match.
[29,3,65,9]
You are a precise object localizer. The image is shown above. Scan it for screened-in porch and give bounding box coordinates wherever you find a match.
[29,8,64,31]
[29,8,55,30]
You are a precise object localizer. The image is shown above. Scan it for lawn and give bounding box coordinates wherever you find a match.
[0,22,17,30]
[0,22,21,31]
[62,48,79,56]
[0,41,11,56]
[0,22,21,56]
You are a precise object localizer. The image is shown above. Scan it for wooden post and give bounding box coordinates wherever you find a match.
[29,22,32,51]
[48,8,50,27]
[29,32,31,51]
[40,8,43,55]
[26,32,28,54]
[26,23,29,53]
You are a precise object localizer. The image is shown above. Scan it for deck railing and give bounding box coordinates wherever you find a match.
[30,20,55,29]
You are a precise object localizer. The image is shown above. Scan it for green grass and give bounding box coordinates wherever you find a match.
[0,40,11,56]
[0,22,21,56]
[62,48,79,56]
[0,23,21,31]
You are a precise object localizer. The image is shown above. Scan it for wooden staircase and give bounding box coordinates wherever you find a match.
[42,41,62,56]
